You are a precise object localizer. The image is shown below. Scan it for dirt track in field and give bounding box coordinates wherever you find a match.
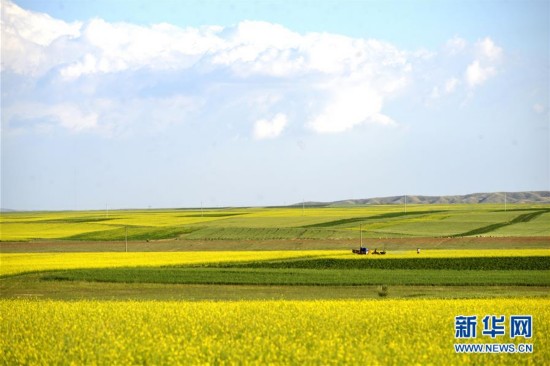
[1,236,549,252]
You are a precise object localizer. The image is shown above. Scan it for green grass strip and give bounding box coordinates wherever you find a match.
[301,210,447,228]
[453,210,550,237]
[65,226,195,241]
[41,267,550,286]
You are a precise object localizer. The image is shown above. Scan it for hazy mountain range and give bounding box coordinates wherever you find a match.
[296,191,550,207]
[2,191,549,212]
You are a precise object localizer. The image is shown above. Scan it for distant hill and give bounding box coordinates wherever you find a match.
[293,191,550,206]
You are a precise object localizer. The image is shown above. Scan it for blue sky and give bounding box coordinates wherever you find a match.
[1,0,549,210]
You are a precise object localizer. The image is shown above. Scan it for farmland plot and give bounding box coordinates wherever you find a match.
[1,298,548,365]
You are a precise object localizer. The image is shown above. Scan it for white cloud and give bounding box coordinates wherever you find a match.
[1,0,82,75]
[253,113,288,139]
[463,38,502,88]
[444,77,460,94]
[445,36,467,55]
[211,20,303,75]
[308,83,396,133]
[2,1,411,135]
[3,94,201,137]
[60,53,98,79]
[429,76,462,101]
[466,60,496,88]
[430,77,461,100]
[58,18,226,79]
[370,113,396,126]
[476,37,503,61]
[2,1,505,137]
[49,104,98,131]
[2,1,410,82]
[428,36,503,99]
[1,0,81,46]
[4,102,98,132]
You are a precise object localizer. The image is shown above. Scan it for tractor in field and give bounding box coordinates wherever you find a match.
[353,224,370,255]
[352,247,386,255]
[352,225,386,255]
[352,247,368,255]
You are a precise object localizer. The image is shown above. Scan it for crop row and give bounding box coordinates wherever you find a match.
[220,256,550,271]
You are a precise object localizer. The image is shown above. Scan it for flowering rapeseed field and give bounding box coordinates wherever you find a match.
[1,298,547,365]
[0,250,338,276]
[2,249,548,276]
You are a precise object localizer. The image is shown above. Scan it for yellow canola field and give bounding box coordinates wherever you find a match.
[2,249,549,277]
[0,250,337,276]
[0,222,112,241]
[0,214,224,241]
[1,298,548,365]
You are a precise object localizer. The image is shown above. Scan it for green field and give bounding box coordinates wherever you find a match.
[1,204,549,364]
[2,204,549,241]
[1,205,549,301]
[29,254,550,287]
[1,205,549,300]
[2,249,549,300]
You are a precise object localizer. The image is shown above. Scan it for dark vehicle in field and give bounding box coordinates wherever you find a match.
[352,225,386,255]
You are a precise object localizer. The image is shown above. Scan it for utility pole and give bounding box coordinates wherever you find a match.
[404,195,407,213]
[302,198,305,216]
[360,224,363,247]
[125,226,128,253]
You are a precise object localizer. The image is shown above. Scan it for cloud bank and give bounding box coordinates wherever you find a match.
[1,0,503,137]
[253,113,288,139]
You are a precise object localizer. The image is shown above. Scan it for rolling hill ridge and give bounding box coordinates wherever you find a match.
[296,191,550,206]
